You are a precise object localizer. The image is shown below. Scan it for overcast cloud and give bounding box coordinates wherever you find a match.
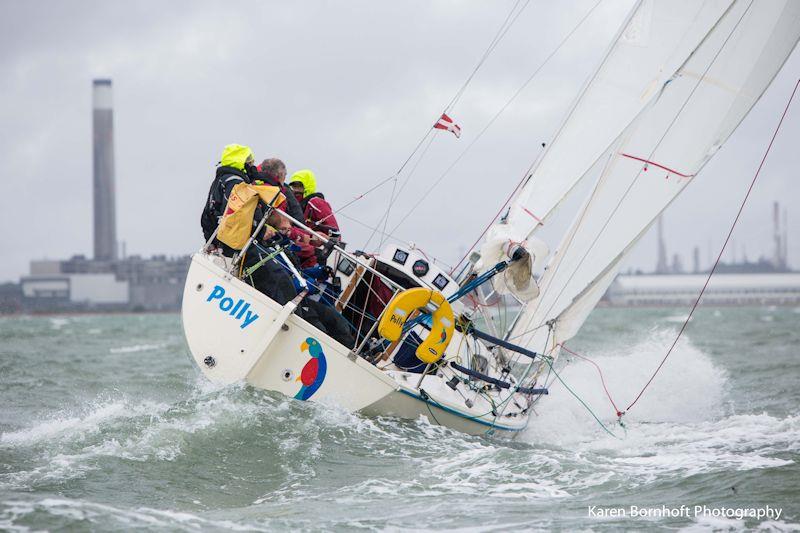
[1,0,798,282]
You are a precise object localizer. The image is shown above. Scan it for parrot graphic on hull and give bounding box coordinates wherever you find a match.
[294,337,327,401]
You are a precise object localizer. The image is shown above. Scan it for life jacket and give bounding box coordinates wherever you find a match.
[216,183,285,250]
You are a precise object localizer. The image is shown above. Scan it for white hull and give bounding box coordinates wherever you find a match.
[181,253,530,437]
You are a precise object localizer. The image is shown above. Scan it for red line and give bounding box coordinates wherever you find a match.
[522,207,544,226]
[620,153,694,178]
[559,343,623,417]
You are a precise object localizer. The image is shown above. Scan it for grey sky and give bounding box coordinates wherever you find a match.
[1,0,798,282]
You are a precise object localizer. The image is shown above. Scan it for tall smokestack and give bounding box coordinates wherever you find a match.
[655,215,668,274]
[773,201,781,270]
[92,79,117,261]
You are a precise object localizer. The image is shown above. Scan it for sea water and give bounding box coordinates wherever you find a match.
[0,307,797,531]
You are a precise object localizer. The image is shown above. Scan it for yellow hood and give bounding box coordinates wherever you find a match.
[220,144,254,171]
[288,169,317,197]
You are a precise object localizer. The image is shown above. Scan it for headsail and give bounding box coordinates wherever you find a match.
[510,0,800,353]
[504,0,735,240]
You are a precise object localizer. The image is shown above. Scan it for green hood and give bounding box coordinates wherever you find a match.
[288,169,317,197]
[220,144,254,171]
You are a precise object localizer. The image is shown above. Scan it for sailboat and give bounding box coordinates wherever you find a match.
[182,0,800,436]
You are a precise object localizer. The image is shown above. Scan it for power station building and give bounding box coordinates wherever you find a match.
[19,80,188,312]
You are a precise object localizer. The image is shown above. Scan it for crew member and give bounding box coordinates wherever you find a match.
[257,158,304,222]
[200,144,296,303]
[257,158,318,267]
[287,169,341,238]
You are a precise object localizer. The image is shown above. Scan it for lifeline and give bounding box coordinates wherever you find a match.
[588,505,783,521]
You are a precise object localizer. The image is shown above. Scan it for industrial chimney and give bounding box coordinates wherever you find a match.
[655,215,668,274]
[92,79,117,261]
[773,201,782,270]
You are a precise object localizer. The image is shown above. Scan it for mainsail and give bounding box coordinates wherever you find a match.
[504,0,800,354]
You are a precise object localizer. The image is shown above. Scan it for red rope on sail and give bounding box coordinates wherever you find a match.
[521,207,544,225]
[619,153,694,178]
[624,78,800,414]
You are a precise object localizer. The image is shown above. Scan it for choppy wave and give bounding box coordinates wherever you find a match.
[48,317,70,330]
[109,343,167,354]
[1,312,798,530]
[0,498,265,532]
[1,398,168,447]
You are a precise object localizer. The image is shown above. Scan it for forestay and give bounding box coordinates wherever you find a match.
[510,0,800,353]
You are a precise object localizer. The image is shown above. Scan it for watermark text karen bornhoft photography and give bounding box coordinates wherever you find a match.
[588,505,783,521]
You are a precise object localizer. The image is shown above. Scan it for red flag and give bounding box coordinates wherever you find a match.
[434,113,461,138]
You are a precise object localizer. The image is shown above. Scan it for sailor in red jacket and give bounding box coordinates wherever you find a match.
[287,169,341,238]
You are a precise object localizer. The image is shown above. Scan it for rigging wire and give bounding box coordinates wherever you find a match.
[402,0,532,171]
[320,0,585,256]
[337,212,453,270]
[369,0,535,240]
[444,0,532,115]
[363,176,398,251]
[624,77,800,413]
[373,131,439,250]
[448,142,546,275]
[330,175,397,218]
[382,131,440,238]
[388,0,604,236]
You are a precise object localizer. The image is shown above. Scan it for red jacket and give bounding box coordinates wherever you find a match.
[289,226,318,268]
[302,193,340,236]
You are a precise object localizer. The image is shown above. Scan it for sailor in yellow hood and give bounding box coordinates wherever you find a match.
[288,169,317,198]
[202,143,259,243]
[287,169,340,236]
[219,143,255,172]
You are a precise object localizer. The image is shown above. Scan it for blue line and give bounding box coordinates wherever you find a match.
[397,389,524,432]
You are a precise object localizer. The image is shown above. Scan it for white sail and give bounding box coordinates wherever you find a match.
[504,0,734,240]
[510,0,800,352]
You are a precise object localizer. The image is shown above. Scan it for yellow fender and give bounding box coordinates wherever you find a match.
[378,287,455,364]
